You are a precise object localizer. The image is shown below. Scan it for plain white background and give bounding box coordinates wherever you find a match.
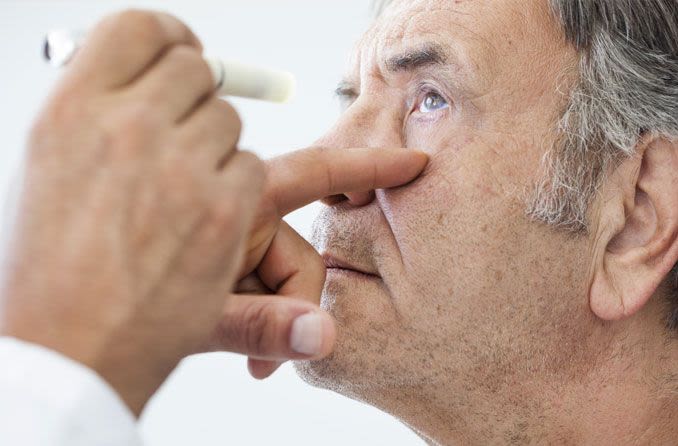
[0,1,423,445]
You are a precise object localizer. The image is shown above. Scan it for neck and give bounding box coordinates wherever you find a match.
[355,369,677,445]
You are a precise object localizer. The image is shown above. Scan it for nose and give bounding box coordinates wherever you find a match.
[314,96,404,207]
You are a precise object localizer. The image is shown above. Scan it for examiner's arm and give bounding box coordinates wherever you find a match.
[0,8,428,444]
[0,9,266,417]
[0,337,141,446]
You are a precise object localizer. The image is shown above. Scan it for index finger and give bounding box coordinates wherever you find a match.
[266,147,429,216]
[71,10,202,89]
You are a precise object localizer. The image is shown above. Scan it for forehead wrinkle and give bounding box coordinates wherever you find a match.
[378,5,496,86]
[347,0,505,98]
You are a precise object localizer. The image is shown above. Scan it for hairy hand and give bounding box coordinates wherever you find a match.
[208,147,429,378]
[0,10,264,415]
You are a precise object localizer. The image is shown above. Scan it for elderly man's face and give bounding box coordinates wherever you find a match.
[297,0,596,413]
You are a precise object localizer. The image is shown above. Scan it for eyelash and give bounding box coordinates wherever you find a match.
[410,85,451,118]
[336,84,452,119]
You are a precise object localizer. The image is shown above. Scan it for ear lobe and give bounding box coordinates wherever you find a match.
[589,137,678,321]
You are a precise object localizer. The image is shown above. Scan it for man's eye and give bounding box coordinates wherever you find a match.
[418,92,449,113]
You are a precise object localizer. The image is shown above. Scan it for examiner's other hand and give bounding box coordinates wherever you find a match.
[0,10,264,415]
[208,147,429,378]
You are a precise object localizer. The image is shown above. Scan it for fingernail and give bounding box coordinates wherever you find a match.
[290,313,324,356]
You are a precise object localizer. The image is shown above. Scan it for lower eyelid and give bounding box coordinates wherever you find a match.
[409,107,450,125]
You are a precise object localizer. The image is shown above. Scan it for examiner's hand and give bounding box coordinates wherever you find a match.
[208,147,429,379]
[0,10,264,414]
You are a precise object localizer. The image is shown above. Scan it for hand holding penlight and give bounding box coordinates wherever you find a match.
[44,29,296,103]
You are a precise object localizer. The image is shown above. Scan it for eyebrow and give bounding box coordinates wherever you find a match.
[335,43,452,100]
[385,43,448,73]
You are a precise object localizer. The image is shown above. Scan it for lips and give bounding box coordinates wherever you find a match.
[322,253,381,279]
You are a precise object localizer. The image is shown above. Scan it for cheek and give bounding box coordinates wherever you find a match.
[405,111,473,150]
[375,155,468,287]
[375,140,526,316]
[380,133,510,253]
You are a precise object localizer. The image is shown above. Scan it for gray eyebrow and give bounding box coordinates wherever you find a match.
[385,43,448,73]
[334,43,454,100]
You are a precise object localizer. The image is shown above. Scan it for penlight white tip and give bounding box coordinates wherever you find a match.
[43,29,297,104]
[207,58,296,103]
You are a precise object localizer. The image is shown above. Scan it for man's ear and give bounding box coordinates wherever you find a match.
[589,136,678,321]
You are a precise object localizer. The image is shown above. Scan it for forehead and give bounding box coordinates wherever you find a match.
[350,0,568,90]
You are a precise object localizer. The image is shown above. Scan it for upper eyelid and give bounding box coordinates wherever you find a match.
[410,68,465,96]
[334,82,359,100]
[413,83,451,105]
[333,80,453,111]
[416,84,441,97]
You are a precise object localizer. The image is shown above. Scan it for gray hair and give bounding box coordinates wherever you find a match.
[373,0,678,330]
[534,0,678,331]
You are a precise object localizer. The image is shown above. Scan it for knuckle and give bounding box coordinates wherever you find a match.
[164,161,206,217]
[162,153,199,189]
[237,151,266,185]
[107,103,161,151]
[207,199,239,228]
[28,88,168,163]
[160,156,204,213]
[220,100,241,125]
[307,146,332,163]
[100,9,163,38]
[312,145,332,157]
[97,10,200,54]
[211,99,242,136]
[165,46,213,88]
[115,101,157,128]
[164,43,201,65]
[242,304,279,356]
[94,8,155,35]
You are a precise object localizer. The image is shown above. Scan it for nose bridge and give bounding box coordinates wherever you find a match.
[314,95,405,208]
[317,97,403,149]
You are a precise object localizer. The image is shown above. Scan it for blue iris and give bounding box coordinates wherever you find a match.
[419,92,449,113]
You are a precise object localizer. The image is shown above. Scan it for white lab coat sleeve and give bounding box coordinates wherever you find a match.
[0,336,143,445]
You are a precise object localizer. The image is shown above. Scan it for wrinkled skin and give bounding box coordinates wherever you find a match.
[295,0,678,444]
[0,8,430,417]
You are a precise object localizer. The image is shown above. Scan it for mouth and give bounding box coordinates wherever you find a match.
[322,253,381,280]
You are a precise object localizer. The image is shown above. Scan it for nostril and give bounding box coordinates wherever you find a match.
[321,192,374,207]
[321,194,348,206]
[345,191,376,207]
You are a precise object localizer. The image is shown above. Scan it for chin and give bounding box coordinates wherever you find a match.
[293,355,351,394]
[294,279,434,403]
[293,345,385,404]
[293,279,385,399]
[292,306,376,399]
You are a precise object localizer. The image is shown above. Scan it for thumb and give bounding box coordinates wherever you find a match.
[206,294,336,361]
